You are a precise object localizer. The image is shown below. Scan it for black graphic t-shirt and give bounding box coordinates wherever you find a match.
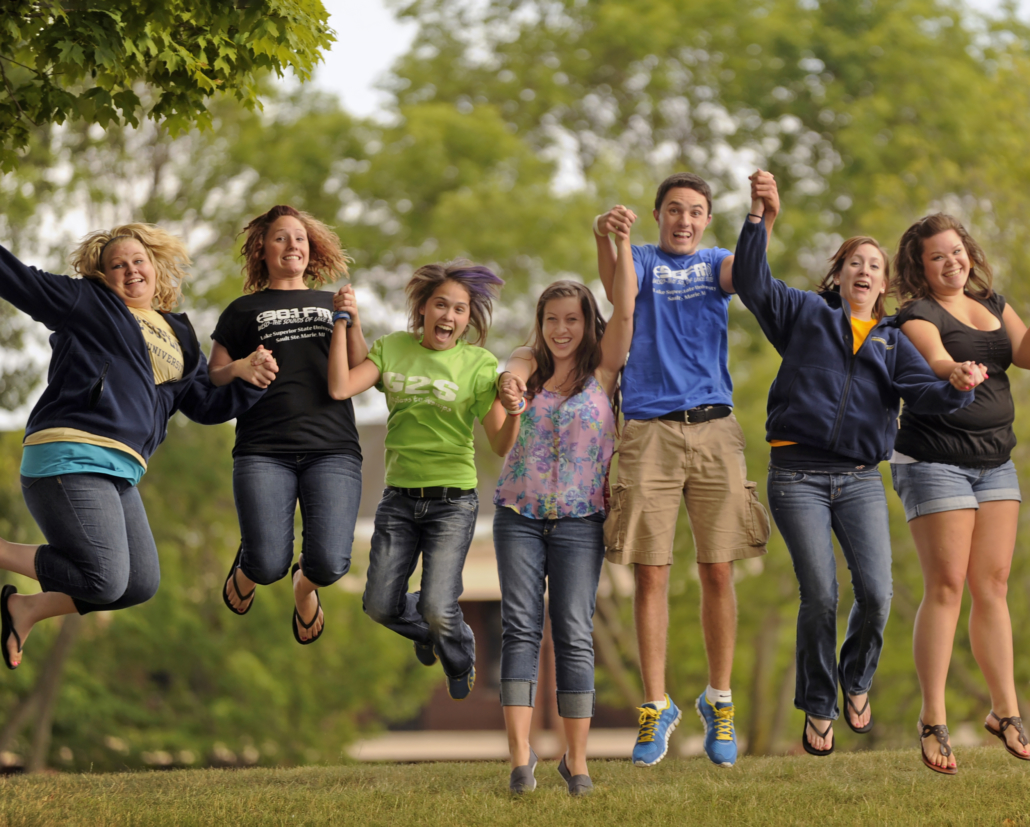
[212,289,361,459]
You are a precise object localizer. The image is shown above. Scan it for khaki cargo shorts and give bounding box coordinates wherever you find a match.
[604,415,770,566]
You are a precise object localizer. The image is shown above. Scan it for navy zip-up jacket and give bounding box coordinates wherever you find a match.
[731,220,973,465]
[1,244,265,463]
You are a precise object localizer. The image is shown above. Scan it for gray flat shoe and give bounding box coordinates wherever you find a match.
[557,753,593,796]
[509,746,538,793]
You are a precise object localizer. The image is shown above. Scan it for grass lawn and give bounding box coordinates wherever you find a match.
[2,749,1029,826]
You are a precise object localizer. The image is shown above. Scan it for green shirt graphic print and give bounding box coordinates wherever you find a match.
[367,331,498,488]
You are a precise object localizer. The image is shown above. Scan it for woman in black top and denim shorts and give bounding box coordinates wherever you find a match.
[891,213,1030,773]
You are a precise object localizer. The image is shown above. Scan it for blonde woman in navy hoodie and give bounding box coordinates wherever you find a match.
[733,180,980,755]
[0,226,271,670]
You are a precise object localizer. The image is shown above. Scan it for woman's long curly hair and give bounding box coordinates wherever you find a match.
[525,280,621,422]
[240,205,350,293]
[71,223,190,312]
[816,236,892,321]
[405,259,504,346]
[894,213,993,306]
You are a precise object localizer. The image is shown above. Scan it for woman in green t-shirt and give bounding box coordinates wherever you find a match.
[327,260,523,699]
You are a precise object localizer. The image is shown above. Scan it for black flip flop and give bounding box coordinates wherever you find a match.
[802,715,834,756]
[1,584,23,670]
[839,665,873,733]
[222,545,255,616]
[291,563,323,645]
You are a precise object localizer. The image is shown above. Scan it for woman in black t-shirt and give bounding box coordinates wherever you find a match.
[210,205,365,644]
[891,213,1030,773]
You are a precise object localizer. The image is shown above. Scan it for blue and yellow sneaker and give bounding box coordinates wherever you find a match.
[696,692,737,767]
[447,666,476,700]
[631,695,681,767]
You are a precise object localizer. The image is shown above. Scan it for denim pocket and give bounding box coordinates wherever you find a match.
[853,468,883,481]
[447,491,479,513]
[19,475,44,491]
[769,469,807,484]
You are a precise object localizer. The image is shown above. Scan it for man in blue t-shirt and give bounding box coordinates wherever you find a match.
[595,170,779,768]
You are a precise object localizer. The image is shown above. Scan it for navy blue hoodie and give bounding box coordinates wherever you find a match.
[731,220,973,465]
[0,245,265,463]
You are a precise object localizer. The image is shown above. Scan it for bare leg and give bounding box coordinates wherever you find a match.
[4,591,78,667]
[634,564,670,701]
[562,716,591,776]
[697,561,736,689]
[910,509,974,771]
[965,501,1029,757]
[503,706,534,768]
[293,555,323,641]
[0,538,40,581]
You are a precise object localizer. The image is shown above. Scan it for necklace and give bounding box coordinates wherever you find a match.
[548,374,572,394]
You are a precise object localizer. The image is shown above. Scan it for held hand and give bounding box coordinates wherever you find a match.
[333,284,360,325]
[499,377,525,413]
[596,205,637,237]
[250,344,274,366]
[238,348,279,388]
[499,372,527,397]
[949,360,988,391]
[749,169,779,220]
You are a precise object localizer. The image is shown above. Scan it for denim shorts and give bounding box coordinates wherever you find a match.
[890,459,1021,522]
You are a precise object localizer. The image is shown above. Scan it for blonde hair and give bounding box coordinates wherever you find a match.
[71,224,190,312]
[239,205,350,293]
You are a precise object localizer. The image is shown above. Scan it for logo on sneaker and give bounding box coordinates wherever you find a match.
[447,666,476,701]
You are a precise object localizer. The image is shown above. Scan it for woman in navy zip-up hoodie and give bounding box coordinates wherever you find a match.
[733,183,979,756]
[0,225,271,670]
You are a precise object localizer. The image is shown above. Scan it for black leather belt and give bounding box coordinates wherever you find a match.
[657,405,732,424]
[389,486,475,499]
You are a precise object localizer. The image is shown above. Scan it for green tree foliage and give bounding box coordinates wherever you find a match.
[0,0,335,170]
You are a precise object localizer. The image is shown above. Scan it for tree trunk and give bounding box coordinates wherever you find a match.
[745,608,781,755]
[26,613,82,773]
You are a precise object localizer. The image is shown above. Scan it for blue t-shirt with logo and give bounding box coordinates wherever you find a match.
[622,243,733,420]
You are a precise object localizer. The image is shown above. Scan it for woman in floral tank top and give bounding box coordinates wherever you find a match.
[491,221,636,795]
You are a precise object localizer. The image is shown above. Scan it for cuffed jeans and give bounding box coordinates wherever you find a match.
[363,488,477,679]
[233,452,362,587]
[767,466,893,720]
[493,507,605,719]
[22,473,159,615]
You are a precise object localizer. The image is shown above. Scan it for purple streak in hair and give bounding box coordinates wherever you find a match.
[449,264,505,300]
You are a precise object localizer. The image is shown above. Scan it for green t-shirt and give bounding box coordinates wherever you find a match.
[367,331,499,488]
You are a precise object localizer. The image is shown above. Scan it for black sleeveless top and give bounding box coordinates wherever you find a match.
[894,294,1014,468]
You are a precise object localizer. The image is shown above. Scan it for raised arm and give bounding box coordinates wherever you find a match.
[327,320,381,400]
[0,244,83,329]
[208,341,279,388]
[596,225,637,397]
[593,206,637,302]
[333,284,370,367]
[718,169,780,294]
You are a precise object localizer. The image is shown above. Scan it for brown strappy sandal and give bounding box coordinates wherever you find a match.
[985,711,1030,760]
[919,720,957,775]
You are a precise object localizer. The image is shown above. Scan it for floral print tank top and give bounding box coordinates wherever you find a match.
[493,375,616,519]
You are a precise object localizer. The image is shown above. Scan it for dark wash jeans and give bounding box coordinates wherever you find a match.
[23,473,159,615]
[233,452,362,587]
[767,466,893,720]
[493,507,605,718]
[363,488,477,679]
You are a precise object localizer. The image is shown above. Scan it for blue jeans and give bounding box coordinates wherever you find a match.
[233,453,362,587]
[891,459,1021,521]
[767,466,893,720]
[363,488,478,678]
[22,473,160,615]
[493,508,605,718]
